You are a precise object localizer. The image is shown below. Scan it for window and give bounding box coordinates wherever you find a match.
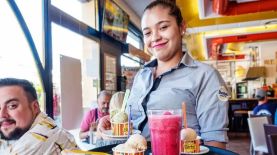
[52,23,100,111]
[15,0,44,64]
[127,30,142,49]
[121,54,140,67]
[51,0,99,30]
[0,1,45,111]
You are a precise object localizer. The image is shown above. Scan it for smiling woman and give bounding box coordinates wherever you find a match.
[97,1,229,151]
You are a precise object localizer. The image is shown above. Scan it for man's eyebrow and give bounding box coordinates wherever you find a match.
[4,98,19,105]
[142,20,171,31]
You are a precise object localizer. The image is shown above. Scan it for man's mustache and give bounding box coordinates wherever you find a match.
[0,118,16,126]
[101,108,109,113]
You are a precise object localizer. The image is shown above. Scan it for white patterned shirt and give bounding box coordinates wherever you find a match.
[0,112,78,155]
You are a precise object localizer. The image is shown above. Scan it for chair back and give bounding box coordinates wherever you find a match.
[249,114,272,124]
[264,124,277,155]
[268,134,277,155]
[248,117,269,153]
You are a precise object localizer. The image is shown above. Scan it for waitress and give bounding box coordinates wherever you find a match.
[98,1,229,149]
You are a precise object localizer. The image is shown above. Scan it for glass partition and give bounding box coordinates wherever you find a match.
[52,0,98,30]
[0,1,45,111]
[52,23,100,127]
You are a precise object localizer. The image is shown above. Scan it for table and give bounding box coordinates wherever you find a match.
[68,128,96,151]
[90,143,239,155]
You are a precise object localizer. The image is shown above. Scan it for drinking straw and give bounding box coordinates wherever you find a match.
[182,102,187,128]
[128,104,132,138]
[121,89,130,112]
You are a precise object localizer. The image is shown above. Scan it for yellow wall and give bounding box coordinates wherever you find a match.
[184,33,206,61]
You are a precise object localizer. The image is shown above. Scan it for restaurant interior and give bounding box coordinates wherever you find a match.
[1,0,277,154]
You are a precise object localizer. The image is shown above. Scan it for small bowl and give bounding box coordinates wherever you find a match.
[111,122,133,136]
[112,147,145,155]
[180,138,201,153]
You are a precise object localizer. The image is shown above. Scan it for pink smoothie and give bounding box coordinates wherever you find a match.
[149,114,182,155]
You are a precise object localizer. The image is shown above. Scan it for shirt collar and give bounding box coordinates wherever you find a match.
[30,112,53,129]
[144,52,198,68]
[180,52,198,67]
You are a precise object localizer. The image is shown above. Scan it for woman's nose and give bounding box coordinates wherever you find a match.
[151,30,161,42]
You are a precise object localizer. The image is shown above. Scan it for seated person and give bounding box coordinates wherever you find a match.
[275,108,277,125]
[253,88,277,123]
[95,91,125,147]
[0,78,78,154]
[79,90,111,140]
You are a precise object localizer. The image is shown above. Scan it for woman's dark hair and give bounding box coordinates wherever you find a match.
[143,0,183,26]
[0,78,38,102]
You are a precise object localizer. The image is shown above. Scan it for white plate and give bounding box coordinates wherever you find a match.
[181,145,209,155]
[101,129,141,139]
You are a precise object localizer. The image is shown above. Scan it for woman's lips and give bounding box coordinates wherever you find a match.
[152,42,167,49]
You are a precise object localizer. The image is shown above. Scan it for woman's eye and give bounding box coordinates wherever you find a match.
[160,25,168,30]
[143,32,151,37]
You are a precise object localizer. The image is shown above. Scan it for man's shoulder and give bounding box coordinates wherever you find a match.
[82,108,97,121]
[32,117,76,142]
[254,103,274,115]
[87,108,97,116]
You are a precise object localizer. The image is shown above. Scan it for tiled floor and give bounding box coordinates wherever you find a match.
[227,132,251,155]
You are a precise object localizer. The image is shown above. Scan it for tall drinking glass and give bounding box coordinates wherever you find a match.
[148,109,182,155]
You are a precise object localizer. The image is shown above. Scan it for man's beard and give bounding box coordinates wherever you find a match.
[101,107,109,114]
[0,120,31,140]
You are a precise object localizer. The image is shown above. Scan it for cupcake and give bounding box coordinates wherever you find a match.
[113,134,147,155]
[180,128,200,153]
[111,111,132,136]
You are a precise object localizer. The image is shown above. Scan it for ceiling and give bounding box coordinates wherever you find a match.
[122,0,277,36]
[122,0,153,18]
[122,0,277,60]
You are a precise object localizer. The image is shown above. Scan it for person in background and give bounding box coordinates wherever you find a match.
[79,90,111,140]
[53,86,62,126]
[95,91,125,147]
[275,108,277,125]
[96,91,125,134]
[0,78,78,154]
[98,1,229,149]
[253,88,277,123]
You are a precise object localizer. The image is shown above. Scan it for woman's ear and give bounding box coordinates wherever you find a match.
[180,21,186,35]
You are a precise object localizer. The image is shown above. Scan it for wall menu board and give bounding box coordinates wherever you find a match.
[104,53,117,92]
[102,0,129,43]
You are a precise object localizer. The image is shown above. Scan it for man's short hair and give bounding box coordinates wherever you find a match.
[255,88,266,100]
[0,78,38,102]
[97,90,111,99]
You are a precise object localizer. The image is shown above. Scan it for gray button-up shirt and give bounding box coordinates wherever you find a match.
[126,52,229,143]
